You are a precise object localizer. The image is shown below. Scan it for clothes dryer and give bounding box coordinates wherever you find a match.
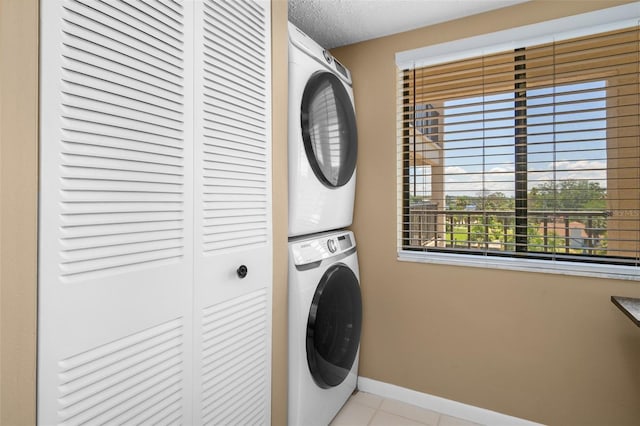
[288,230,362,426]
[288,22,358,237]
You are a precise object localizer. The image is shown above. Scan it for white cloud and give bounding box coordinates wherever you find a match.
[534,160,607,186]
[487,165,514,174]
[551,160,606,171]
[445,166,467,175]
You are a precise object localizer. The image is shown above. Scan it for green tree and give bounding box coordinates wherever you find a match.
[529,180,606,211]
[446,195,474,210]
[480,192,515,211]
[528,179,608,246]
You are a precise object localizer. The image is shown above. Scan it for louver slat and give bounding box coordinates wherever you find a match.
[200,0,269,254]
[57,319,185,426]
[200,289,269,425]
[59,0,186,280]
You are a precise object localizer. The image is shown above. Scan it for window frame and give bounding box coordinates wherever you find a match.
[396,2,640,280]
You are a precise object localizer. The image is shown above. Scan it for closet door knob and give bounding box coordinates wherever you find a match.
[237,265,248,279]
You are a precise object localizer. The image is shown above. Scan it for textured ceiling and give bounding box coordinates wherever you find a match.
[288,0,530,49]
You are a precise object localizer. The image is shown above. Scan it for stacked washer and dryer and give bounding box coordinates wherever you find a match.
[287,22,363,426]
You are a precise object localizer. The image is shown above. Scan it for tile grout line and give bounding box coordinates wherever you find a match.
[357,396,444,426]
[359,393,486,426]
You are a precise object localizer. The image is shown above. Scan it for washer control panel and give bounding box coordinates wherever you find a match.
[290,231,355,266]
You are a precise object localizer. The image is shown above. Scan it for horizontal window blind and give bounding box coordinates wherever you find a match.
[398,25,640,266]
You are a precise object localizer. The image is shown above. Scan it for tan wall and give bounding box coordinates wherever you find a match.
[332,1,640,425]
[271,0,288,424]
[0,0,288,424]
[0,0,39,424]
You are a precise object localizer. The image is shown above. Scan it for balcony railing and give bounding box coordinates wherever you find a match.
[407,205,609,255]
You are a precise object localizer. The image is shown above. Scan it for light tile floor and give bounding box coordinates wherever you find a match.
[330,391,483,426]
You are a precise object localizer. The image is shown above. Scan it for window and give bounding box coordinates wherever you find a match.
[398,16,640,273]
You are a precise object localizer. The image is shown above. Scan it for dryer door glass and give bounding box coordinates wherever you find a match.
[306,263,362,389]
[301,72,358,188]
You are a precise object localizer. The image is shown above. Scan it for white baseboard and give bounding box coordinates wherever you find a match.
[357,377,544,426]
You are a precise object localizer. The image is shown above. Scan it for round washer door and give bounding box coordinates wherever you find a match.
[306,263,362,389]
[301,72,358,188]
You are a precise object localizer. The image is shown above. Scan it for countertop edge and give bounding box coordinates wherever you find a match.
[611,296,640,327]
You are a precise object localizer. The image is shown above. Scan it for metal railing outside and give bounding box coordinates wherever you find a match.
[407,206,608,255]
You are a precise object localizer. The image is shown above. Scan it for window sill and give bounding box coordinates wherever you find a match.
[398,250,640,281]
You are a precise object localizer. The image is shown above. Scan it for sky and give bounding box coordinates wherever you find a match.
[410,80,608,200]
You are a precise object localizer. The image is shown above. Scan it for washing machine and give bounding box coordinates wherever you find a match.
[288,230,362,426]
[288,22,358,238]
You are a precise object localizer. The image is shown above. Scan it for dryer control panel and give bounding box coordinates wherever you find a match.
[288,21,353,85]
[290,231,355,267]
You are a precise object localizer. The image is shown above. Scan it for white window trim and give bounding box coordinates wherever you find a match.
[396,2,640,281]
[398,250,640,281]
[396,2,640,69]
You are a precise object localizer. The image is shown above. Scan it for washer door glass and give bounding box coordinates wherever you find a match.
[301,72,358,188]
[306,263,362,389]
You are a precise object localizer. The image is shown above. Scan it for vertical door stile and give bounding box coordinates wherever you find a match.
[193,0,207,420]
[183,0,196,423]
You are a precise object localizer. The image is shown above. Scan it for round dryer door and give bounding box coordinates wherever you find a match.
[306,263,362,389]
[301,72,358,188]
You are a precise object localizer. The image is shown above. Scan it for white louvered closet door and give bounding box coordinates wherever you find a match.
[40,0,272,424]
[39,1,195,424]
[193,0,272,424]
